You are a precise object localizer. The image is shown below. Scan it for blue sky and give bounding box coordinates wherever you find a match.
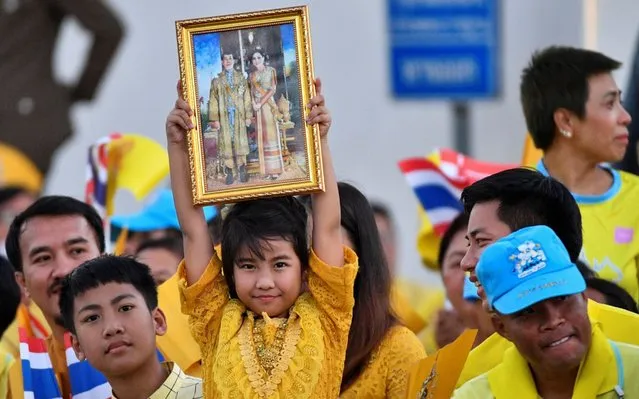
[193,32,221,107]
[281,23,297,76]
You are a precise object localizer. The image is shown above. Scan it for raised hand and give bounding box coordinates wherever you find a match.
[306,78,331,138]
[166,81,194,145]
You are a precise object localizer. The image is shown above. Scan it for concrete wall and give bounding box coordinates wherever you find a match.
[46,0,638,284]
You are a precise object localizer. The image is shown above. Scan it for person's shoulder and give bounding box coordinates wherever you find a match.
[458,333,512,387]
[615,341,639,356]
[614,341,639,380]
[176,375,203,399]
[615,169,639,195]
[452,373,492,398]
[212,72,226,82]
[384,325,426,354]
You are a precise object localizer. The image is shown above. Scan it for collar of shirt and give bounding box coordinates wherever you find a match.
[112,362,183,399]
[486,320,618,398]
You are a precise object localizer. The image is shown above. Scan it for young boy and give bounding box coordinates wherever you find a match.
[59,255,203,399]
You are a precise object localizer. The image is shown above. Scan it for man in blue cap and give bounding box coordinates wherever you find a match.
[454,225,639,398]
[111,189,217,255]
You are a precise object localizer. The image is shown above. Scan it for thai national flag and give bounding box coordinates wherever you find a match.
[399,148,517,237]
[399,157,467,236]
[85,133,123,222]
[19,328,112,399]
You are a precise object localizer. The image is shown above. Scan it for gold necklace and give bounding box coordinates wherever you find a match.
[238,311,304,397]
[253,316,288,375]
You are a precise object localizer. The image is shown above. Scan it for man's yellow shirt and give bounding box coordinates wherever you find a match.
[457,299,639,387]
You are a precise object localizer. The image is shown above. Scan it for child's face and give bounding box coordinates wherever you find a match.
[233,239,303,318]
[70,282,167,377]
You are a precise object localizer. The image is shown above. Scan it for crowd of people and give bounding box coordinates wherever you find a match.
[2,29,639,398]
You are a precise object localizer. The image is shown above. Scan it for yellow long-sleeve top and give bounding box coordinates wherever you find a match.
[178,247,359,399]
[340,325,426,398]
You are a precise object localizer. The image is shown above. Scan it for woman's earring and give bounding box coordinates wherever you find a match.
[560,129,572,138]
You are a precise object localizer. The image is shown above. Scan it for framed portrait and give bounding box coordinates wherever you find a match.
[175,6,324,206]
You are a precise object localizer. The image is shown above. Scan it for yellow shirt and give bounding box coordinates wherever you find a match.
[392,280,445,354]
[113,362,203,399]
[391,285,427,334]
[537,163,639,302]
[340,325,426,398]
[458,300,639,387]
[1,303,50,399]
[178,247,359,399]
[157,274,202,377]
[578,170,639,302]
[453,323,639,398]
[0,348,14,399]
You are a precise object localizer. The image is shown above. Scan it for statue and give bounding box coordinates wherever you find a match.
[0,0,125,177]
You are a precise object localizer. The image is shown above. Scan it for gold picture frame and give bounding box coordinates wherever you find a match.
[175,6,323,206]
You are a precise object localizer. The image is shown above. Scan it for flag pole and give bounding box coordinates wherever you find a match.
[583,0,598,50]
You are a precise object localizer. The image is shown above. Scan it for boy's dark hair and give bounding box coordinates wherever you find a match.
[59,255,158,334]
[6,196,105,272]
[437,212,470,270]
[136,236,184,259]
[586,278,639,314]
[221,197,309,298]
[520,46,622,150]
[335,183,397,392]
[0,256,21,336]
[461,168,582,262]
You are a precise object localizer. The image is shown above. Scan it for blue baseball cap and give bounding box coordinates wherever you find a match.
[111,189,217,232]
[476,225,585,315]
[462,275,481,302]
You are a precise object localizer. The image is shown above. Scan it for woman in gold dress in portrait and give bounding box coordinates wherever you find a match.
[249,47,284,180]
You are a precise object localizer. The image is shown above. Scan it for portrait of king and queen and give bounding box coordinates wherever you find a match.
[192,24,307,190]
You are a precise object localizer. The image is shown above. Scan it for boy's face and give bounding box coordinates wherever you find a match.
[70,282,167,377]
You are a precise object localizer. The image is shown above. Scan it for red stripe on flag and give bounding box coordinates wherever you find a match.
[398,158,468,190]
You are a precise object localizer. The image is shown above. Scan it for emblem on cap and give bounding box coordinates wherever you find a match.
[509,241,547,278]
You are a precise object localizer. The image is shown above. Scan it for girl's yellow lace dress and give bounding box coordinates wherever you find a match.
[178,247,358,398]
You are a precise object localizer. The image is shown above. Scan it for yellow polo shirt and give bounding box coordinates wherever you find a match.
[453,323,639,398]
[537,162,639,303]
[457,300,639,388]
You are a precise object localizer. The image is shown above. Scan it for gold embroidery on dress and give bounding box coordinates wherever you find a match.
[238,311,302,397]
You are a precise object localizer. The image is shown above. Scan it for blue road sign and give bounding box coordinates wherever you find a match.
[388,0,500,99]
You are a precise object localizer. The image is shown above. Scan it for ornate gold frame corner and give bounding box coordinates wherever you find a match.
[175,6,323,206]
